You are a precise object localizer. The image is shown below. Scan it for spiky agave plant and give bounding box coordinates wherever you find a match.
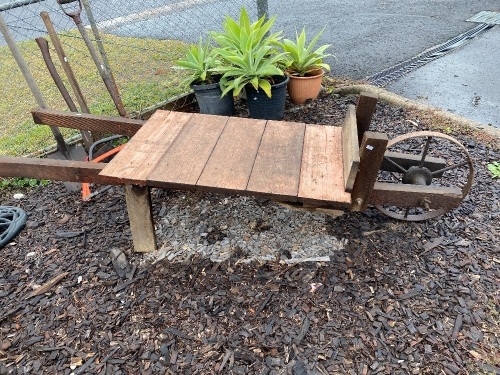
[280,28,332,77]
[175,37,218,86]
[211,7,287,98]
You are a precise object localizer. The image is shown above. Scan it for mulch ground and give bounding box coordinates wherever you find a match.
[0,89,499,375]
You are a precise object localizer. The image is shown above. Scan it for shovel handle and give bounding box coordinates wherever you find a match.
[57,0,82,18]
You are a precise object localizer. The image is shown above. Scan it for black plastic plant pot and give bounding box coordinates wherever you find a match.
[191,81,235,116]
[245,75,289,120]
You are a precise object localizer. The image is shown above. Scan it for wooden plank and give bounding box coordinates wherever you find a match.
[351,132,388,211]
[298,125,351,206]
[0,156,112,184]
[341,104,359,192]
[32,108,145,136]
[246,120,306,201]
[196,117,266,193]
[99,110,192,185]
[147,113,228,189]
[124,185,157,253]
[370,182,463,209]
[381,151,446,177]
[356,92,378,144]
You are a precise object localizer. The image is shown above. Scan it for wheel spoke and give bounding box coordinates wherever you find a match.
[419,136,432,167]
[383,156,408,173]
[431,161,469,176]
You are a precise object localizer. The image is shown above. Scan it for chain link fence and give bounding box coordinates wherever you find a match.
[0,0,262,156]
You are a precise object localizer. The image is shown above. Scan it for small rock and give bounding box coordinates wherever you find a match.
[26,221,39,229]
[232,365,246,375]
[110,248,131,279]
[468,327,484,342]
[57,214,71,225]
[160,343,169,357]
[292,359,308,375]
[265,356,283,367]
[1,341,11,350]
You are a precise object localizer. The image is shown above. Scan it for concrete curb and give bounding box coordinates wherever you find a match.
[334,84,500,143]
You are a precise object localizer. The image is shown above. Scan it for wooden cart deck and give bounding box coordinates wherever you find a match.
[99,110,352,207]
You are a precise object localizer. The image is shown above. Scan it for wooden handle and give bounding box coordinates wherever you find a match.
[35,37,78,112]
[35,36,49,56]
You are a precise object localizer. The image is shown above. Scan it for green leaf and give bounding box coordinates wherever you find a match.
[258,79,272,98]
[250,77,259,90]
[487,161,500,178]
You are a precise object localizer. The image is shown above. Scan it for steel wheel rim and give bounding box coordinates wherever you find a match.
[375,131,474,221]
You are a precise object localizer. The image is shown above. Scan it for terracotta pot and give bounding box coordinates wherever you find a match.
[287,68,325,105]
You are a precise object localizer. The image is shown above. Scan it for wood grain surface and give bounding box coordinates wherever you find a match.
[246,120,306,201]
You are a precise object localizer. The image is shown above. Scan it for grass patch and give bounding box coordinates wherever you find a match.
[0,177,50,189]
[0,119,79,156]
[0,30,191,156]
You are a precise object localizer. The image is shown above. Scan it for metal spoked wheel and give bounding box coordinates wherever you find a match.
[375,131,474,221]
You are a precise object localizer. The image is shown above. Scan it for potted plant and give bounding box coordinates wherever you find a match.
[280,28,332,105]
[175,37,234,115]
[211,7,289,120]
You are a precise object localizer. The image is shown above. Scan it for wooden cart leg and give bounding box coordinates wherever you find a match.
[351,132,388,212]
[124,185,157,253]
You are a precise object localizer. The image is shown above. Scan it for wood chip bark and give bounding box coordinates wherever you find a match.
[26,272,69,298]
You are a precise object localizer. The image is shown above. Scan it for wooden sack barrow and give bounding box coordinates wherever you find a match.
[0,93,473,253]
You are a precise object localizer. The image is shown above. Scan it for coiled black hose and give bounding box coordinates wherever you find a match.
[0,206,27,248]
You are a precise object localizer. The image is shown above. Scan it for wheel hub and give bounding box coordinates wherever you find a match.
[402,166,432,185]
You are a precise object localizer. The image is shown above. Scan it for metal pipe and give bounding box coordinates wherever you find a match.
[81,0,120,95]
[0,14,71,159]
[74,20,127,117]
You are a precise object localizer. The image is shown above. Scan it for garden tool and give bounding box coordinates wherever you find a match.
[56,0,127,117]
[40,11,97,150]
[35,37,94,151]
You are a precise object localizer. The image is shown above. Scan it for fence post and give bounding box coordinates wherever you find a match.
[256,0,268,20]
